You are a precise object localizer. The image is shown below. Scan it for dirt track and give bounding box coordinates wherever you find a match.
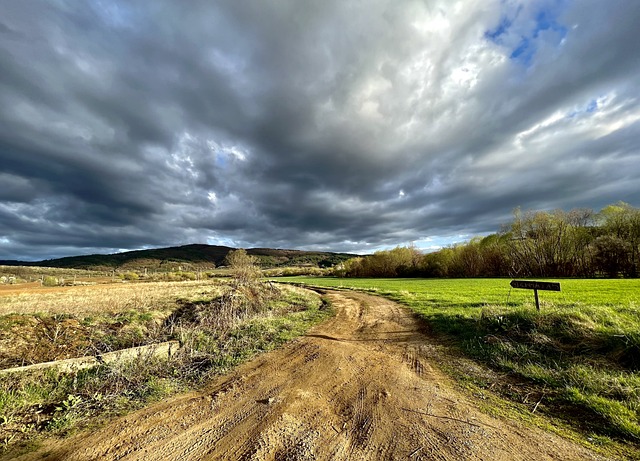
[15,290,607,460]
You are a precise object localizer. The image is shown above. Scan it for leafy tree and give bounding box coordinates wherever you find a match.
[597,202,640,277]
[336,246,423,277]
[421,247,455,277]
[478,233,511,276]
[593,235,633,278]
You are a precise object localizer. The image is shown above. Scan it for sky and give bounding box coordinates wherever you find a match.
[1,0,640,261]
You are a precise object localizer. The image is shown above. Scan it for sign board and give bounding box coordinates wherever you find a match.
[510,280,561,291]
[510,280,561,311]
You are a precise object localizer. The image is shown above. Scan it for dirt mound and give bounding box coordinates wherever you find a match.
[12,291,607,460]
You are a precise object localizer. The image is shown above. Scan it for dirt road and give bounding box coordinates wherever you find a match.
[15,290,606,460]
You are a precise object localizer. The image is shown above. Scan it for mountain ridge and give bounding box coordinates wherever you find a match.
[0,244,355,271]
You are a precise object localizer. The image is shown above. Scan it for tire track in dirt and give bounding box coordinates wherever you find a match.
[12,290,609,461]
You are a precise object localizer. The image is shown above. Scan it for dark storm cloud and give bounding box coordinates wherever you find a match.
[1,0,640,260]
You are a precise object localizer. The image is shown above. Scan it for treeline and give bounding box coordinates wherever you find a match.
[335,202,640,278]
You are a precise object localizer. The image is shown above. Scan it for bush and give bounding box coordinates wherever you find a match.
[42,276,59,287]
[165,271,197,281]
[177,271,197,281]
[122,272,139,281]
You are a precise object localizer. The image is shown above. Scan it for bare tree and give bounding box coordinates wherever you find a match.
[225,249,261,286]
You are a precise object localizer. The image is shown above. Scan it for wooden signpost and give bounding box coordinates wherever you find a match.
[510,280,561,311]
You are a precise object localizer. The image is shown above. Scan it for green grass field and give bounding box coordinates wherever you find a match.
[279,277,640,446]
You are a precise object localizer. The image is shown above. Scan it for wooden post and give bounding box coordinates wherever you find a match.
[534,289,540,311]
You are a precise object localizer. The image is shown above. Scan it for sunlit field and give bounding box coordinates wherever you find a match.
[278,278,639,309]
[0,279,226,316]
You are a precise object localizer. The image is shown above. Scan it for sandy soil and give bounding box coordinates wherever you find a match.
[13,290,607,461]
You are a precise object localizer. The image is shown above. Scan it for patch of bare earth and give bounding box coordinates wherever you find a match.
[12,291,608,461]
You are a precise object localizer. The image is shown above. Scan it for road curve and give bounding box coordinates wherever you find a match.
[14,290,607,461]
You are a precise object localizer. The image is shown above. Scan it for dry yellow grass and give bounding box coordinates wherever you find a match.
[0,280,226,316]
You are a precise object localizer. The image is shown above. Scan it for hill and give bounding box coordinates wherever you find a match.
[0,244,355,271]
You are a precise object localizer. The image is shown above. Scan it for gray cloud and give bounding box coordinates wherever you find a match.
[1,0,640,260]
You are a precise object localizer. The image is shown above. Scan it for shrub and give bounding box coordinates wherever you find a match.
[42,276,59,287]
[177,271,197,281]
[122,272,139,281]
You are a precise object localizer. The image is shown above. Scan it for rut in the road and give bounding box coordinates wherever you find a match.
[14,290,607,461]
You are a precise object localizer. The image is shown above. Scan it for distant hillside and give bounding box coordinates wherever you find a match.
[0,244,356,271]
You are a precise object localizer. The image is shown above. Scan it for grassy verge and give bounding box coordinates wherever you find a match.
[0,282,332,457]
[279,277,640,456]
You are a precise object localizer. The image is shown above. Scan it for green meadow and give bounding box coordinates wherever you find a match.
[280,277,640,445]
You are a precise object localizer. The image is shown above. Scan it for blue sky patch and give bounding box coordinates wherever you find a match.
[486,1,569,66]
[484,15,514,42]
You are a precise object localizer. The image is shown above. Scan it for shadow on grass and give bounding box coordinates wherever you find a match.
[412,309,640,443]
